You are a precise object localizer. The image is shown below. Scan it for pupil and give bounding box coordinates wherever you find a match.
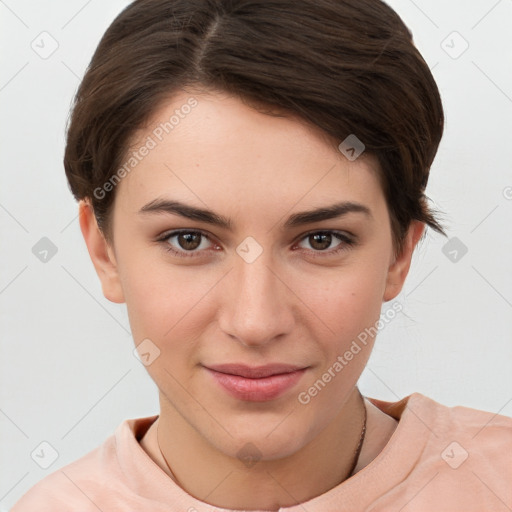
[179,233,201,250]
[311,233,331,250]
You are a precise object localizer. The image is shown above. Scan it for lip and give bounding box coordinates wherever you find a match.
[204,364,308,402]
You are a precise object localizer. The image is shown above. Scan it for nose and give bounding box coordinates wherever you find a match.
[218,249,296,348]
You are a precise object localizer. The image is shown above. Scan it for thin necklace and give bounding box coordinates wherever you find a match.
[156,422,180,484]
[345,391,367,480]
[156,392,367,485]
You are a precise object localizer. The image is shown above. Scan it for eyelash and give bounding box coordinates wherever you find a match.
[156,229,356,259]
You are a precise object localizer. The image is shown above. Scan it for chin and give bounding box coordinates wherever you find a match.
[207,412,320,463]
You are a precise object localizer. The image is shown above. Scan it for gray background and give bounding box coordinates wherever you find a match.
[1,0,511,508]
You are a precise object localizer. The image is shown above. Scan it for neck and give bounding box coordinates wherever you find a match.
[147,387,369,510]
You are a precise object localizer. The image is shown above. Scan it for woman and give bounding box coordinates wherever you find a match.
[12,0,511,510]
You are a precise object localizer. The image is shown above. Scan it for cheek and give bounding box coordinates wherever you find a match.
[118,250,217,350]
[293,264,387,419]
[293,258,388,351]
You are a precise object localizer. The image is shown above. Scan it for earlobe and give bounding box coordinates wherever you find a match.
[78,200,125,304]
[383,221,425,302]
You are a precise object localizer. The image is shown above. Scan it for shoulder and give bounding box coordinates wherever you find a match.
[360,393,512,510]
[11,444,112,511]
[396,393,512,510]
[373,392,512,446]
[10,416,157,512]
[410,392,512,453]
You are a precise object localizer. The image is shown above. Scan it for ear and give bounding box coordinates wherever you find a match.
[78,200,125,304]
[383,221,425,302]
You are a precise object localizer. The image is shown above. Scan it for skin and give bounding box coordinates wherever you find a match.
[79,88,424,510]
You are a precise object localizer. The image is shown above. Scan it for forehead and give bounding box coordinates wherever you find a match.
[115,89,386,219]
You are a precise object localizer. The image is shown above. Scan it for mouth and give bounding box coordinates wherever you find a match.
[203,363,308,402]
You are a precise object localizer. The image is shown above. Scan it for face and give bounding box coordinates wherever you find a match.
[82,89,420,461]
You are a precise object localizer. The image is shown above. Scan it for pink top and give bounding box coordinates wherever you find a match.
[11,392,512,511]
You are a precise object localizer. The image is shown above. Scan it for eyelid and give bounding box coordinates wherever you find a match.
[295,228,353,240]
[293,229,355,252]
[294,228,354,245]
[157,228,214,242]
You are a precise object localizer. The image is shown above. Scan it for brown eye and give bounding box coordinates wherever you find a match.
[308,233,333,251]
[161,230,214,256]
[177,232,202,250]
[296,230,354,255]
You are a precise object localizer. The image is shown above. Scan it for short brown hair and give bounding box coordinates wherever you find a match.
[64,0,446,255]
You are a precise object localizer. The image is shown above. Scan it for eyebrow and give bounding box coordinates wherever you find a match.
[139,198,372,229]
